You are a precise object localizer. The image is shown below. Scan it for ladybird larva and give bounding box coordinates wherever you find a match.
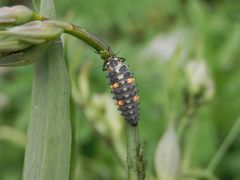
[103,56,140,126]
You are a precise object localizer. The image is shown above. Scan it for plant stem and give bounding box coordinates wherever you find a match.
[182,121,197,171]
[126,124,139,180]
[65,24,115,59]
[206,117,240,172]
[126,124,146,180]
[183,168,219,180]
[35,18,115,59]
[177,96,198,139]
[69,97,77,180]
[177,96,199,172]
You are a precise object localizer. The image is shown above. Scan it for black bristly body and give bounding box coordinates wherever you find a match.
[103,56,140,126]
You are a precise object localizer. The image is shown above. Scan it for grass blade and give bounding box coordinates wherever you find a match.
[23,42,72,180]
[23,0,72,179]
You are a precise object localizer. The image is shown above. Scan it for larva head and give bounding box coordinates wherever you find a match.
[103,57,124,72]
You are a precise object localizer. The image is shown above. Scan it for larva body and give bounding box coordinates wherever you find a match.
[103,56,140,126]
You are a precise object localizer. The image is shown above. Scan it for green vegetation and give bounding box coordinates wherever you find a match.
[0,0,240,179]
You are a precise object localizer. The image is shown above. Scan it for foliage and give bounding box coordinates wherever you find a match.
[0,0,240,179]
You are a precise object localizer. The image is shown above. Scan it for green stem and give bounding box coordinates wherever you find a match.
[126,124,146,180]
[126,124,139,180]
[35,18,115,59]
[177,96,199,172]
[177,96,197,138]
[65,24,115,59]
[182,121,197,171]
[65,36,78,180]
[206,117,240,172]
[183,168,219,180]
[69,97,77,180]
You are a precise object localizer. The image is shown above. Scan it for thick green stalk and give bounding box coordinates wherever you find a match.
[65,24,115,59]
[23,1,72,180]
[34,19,115,59]
[126,124,139,180]
[126,124,146,180]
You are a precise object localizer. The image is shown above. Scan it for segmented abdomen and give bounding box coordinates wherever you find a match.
[106,57,140,126]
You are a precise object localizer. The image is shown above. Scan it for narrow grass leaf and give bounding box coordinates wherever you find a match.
[23,41,72,180]
[23,0,72,179]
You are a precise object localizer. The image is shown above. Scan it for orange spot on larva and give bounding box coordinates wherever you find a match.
[127,78,135,84]
[116,100,124,106]
[107,67,113,72]
[111,82,119,89]
[133,95,139,102]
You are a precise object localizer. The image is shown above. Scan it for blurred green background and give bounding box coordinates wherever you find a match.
[0,0,240,179]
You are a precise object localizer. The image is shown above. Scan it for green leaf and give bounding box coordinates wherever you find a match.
[23,41,72,180]
[23,0,72,179]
